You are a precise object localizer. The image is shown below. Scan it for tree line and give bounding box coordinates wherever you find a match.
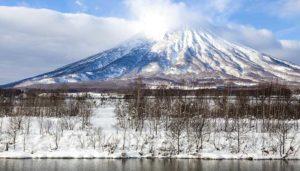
[114,82,300,157]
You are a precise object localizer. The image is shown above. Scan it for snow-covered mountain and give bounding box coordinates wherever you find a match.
[4,28,300,88]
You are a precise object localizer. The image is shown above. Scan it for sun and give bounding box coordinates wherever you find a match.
[128,0,189,40]
[129,0,186,40]
[135,10,171,40]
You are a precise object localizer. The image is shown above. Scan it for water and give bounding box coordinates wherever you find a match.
[0,159,299,171]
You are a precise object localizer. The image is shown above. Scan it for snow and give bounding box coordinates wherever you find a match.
[5,28,300,89]
[141,62,161,74]
[90,107,116,131]
[0,100,299,159]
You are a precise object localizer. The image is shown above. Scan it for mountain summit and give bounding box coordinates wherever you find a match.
[4,28,300,88]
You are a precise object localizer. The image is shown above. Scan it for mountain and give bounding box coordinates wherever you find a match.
[3,28,300,89]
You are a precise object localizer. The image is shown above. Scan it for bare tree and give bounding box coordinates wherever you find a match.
[115,101,130,151]
[191,115,208,152]
[51,125,62,150]
[167,118,186,155]
[89,127,103,150]
[7,116,23,149]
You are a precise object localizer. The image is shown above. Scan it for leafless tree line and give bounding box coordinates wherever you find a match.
[0,90,94,118]
[0,82,299,157]
[0,90,95,151]
[114,82,300,157]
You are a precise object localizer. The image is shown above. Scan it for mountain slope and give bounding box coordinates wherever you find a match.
[4,28,300,88]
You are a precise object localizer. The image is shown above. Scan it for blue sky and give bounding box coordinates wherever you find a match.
[0,0,127,17]
[0,0,300,84]
[1,0,299,40]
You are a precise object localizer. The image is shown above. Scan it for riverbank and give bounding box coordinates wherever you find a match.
[0,105,299,160]
[0,151,297,160]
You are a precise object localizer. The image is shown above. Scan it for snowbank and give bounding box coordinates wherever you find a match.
[0,105,299,160]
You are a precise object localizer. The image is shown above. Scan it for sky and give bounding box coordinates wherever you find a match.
[0,0,300,84]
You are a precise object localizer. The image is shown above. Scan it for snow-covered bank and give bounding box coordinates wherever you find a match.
[0,105,299,160]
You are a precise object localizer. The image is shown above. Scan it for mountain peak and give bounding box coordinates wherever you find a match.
[3,28,300,88]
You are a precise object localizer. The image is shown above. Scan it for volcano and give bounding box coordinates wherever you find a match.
[3,28,300,89]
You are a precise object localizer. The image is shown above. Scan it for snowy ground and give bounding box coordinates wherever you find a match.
[0,102,299,159]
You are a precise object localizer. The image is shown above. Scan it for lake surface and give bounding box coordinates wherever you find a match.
[0,159,299,171]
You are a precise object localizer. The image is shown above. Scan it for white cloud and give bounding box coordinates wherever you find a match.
[75,0,83,7]
[125,0,204,39]
[193,0,243,23]
[277,40,300,63]
[217,24,281,51]
[0,6,138,84]
[206,0,240,13]
[75,0,88,12]
[215,24,300,64]
[278,0,300,17]
[268,0,300,18]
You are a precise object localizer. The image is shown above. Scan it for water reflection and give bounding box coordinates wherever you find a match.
[0,159,299,171]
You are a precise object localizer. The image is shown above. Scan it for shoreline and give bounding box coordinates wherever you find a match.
[0,152,299,160]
